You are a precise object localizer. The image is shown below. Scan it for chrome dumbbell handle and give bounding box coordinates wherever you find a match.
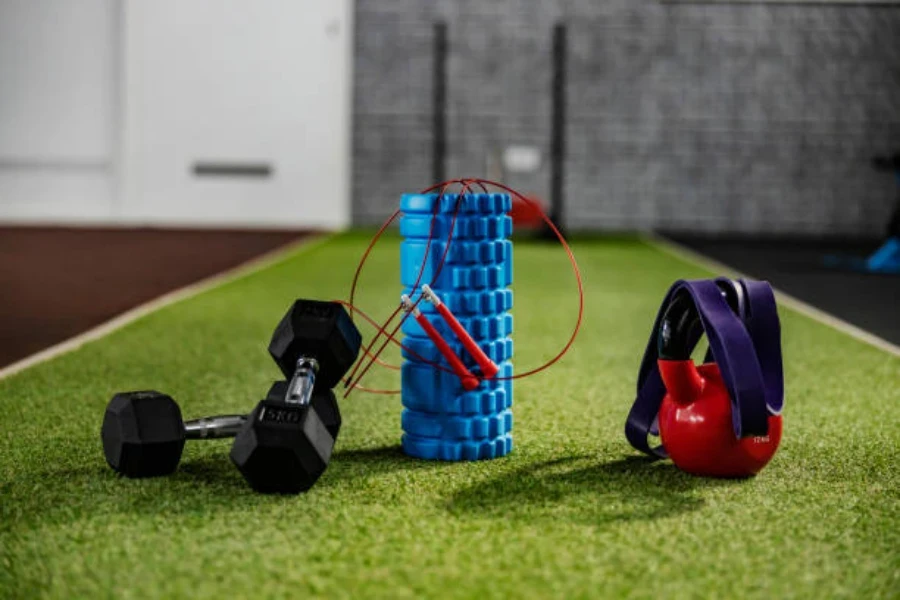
[184,415,247,439]
[182,356,319,440]
[285,356,319,406]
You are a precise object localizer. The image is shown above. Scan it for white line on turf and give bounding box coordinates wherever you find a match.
[0,233,335,381]
[644,234,900,358]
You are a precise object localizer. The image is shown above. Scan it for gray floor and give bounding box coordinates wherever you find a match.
[665,235,900,347]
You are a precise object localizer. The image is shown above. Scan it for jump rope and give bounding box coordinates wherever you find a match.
[329,178,584,397]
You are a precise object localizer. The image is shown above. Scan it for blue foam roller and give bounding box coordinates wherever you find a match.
[401,313,513,343]
[402,335,514,369]
[401,432,513,461]
[398,213,512,242]
[400,193,513,460]
[400,288,513,319]
[401,409,513,440]
[401,193,510,215]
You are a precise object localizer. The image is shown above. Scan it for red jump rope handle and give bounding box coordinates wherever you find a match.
[415,314,480,391]
[423,285,500,379]
[402,295,479,391]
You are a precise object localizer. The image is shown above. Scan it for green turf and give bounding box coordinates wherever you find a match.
[1,231,897,599]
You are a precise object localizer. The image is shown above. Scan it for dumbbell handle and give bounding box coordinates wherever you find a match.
[285,357,319,406]
[183,356,318,440]
[184,415,247,439]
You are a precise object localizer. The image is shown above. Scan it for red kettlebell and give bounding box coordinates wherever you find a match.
[626,278,784,476]
[652,281,783,477]
[657,360,782,478]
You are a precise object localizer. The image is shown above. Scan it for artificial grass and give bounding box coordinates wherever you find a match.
[1,231,897,599]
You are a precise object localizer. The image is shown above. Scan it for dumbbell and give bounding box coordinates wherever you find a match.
[228,299,362,493]
[101,299,362,494]
[100,386,344,484]
[248,296,361,446]
[101,390,248,478]
[265,380,341,440]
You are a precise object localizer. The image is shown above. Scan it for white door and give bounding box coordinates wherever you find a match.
[121,0,353,229]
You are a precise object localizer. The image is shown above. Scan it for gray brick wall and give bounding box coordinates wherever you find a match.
[353,1,900,236]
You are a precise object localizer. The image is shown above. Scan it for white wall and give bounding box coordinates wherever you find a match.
[0,0,353,229]
[0,0,118,222]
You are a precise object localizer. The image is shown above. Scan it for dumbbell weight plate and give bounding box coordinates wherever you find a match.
[101,391,187,478]
[266,381,341,441]
[267,300,362,391]
[229,399,334,494]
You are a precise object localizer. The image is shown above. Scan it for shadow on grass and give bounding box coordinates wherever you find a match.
[447,455,740,526]
[0,447,738,529]
[168,445,438,491]
[316,444,453,489]
[0,457,268,528]
[173,453,254,489]
[0,444,447,527]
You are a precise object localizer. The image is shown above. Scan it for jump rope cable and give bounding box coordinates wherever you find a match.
[341,177,583,395]
[344,178,500,394]
[343,179,453,378]
[344,177,490,377]
[335,178,584,397]
[342,179,475,396]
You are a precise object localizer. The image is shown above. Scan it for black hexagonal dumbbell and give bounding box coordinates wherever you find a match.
[102,299,362,494]
[229,300,362,493]
[228,395,335,494]
[101,390,247,478]
[100,387,336,494]
[265,381,341,441]
[267,299,362,394]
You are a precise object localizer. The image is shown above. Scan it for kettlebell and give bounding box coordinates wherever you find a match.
[656,287,782,477]
[626,278,784,478]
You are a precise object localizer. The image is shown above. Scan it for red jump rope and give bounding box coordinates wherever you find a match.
[332,178,584,397]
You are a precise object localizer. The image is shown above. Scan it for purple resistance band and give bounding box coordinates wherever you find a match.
[625,279,783,459]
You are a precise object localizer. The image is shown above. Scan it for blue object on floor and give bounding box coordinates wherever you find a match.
[399,192,514,461]
[866,237,900,273]
[824,157,900,274]
[824,237,900,274]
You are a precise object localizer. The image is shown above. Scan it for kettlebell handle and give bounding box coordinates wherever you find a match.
[659,281,748,362]
[658,289,702,361]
